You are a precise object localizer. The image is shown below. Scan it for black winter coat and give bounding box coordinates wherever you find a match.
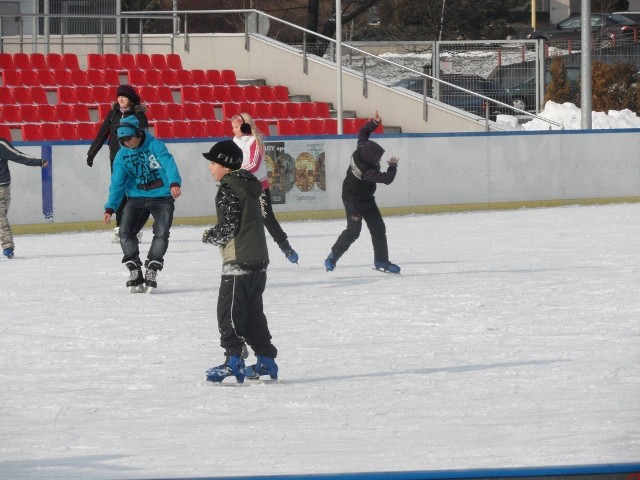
[86,103,148,168]
[341,119,397,203]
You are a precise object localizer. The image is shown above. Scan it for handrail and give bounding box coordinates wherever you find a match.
[128,8,564,130]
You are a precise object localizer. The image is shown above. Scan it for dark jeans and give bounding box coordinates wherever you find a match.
[331,198,389,263]
[261,188,288,246]
[217,270,277,359]
[119,196,175,267]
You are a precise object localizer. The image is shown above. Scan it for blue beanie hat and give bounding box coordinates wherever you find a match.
[116,116,141,139]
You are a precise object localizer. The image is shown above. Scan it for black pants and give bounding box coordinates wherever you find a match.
[331,198,388,263]
[261,188,288,246]
[217,270,277,359]
[119,196,174,267]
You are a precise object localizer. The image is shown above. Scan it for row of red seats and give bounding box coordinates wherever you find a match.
[0,67,238,89]
[128,68,237,87]
[0,104,92,125]
[87,53,183,71]
[0,52,80,71]
[0,84,291,107]
[4,123,98,142]
[0,52,180,72]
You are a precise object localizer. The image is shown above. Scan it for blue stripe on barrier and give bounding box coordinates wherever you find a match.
[41,145,53,221]
[130,463,640,480]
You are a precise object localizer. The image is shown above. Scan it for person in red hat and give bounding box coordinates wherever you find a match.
[87,84,148,242]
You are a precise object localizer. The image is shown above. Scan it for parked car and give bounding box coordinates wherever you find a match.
[613,11,640,24]
[526,13,638,48]
[505,68,581,112]
[394,74,513,120]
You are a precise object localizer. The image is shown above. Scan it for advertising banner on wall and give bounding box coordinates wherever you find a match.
[265,139,328,209]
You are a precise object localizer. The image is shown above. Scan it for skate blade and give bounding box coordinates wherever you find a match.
[372,267,401,275]
[144,285,156,294]
[129,284,145,293]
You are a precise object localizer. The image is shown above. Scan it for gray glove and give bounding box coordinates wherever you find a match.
[387,157,399,166]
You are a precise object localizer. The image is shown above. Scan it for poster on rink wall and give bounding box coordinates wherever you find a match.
[265,140,328,208]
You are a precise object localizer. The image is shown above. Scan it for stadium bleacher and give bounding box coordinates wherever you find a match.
[0,52,373,142]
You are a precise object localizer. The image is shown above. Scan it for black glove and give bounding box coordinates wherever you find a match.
[202,228,215,244]
[86,156,94,167]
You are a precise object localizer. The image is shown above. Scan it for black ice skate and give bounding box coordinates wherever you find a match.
[143,260,162,293]
[125,261,144,293]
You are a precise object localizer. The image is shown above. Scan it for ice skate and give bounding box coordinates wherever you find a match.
[111,227,120,244]
[374,260,401,274]
[246,355,278,381]
[324,252,338,272]
[278,240,298,264]
[206,355,246,384]
[143,260,162,293]
[3,247,14,259]
[125,261,144,293]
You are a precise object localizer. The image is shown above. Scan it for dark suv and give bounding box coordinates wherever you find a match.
[394,74,513,120]
[526,13,638,48]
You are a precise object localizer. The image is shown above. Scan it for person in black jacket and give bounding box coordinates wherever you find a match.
[324,110,401,274]
[86,84,148,242]
[0,138,48,259]
[201,140,279,384]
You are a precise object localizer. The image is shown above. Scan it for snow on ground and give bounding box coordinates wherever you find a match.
[1,204,639,479]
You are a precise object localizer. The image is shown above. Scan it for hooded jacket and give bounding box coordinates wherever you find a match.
[0,138,45,187]
[205,169,269,270]
[104,131,181,213]
[341,119,397,202]
[87,103,148,166]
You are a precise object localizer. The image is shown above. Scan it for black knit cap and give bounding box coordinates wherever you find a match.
[202,140,243,170]
[116,84,140,104]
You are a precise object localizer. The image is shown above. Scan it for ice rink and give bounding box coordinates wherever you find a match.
[1,204,639,479]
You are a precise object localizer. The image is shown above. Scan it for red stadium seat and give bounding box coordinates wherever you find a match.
[57,86,77,104]
[221,102,240,121]
[258,86,276,103]
[153,121,173,139]
[271,85,290,102]
[0,124,13,140]
[253,102,273,120]
[0,53,14,70]
[146,103,169,121]
[184,103,202,120]
[219,69,237,85]
[242,85,261,102]
[119,53,136,70]
[55,104,76,122]
[156,86,175,104]
[161,69,178,87]
[1,106,22,124]
[165,53,183,70]
[205,69,222,85]
[166,103,185,120]
[53,69,73,87]
[227,85,245,102]
[13,53,31,70]
[12,87,32,104]
[91,86,113,105]
[175,69,193,85]
[22,124,44,141]
[127,70,147,86]
[205,120,224,137]
[59,123,79,140]
[342,118,368,134]
[150,53,167,70]
[314,102,331,118]
[188,120,207,137]
[45,53,65,70]
[298,102,318,118]
[29,53,48,70]
[77,122,98,140]
[211,86,231,103]
[270,102,289,119]
[30,87,49,105]
[42,124,62,140]
[254,120,271,136]
[19,69,40,87]
[197,86,215,103]
[20,104,40,123]
[36,69,57,87]
[276,119,297,136]
[180,86,199,103]
[69,69,88,86]
[0,87,13,104]
[135,54,153,70]
[285,102,302,118]
[74,86,95,105]
[104,53,122,70]
[307,118,327,134]
[144,69,163,86]
[199,102,216,120]
[139,86,159,104]
[102,69,121,87]
[72,104,92,123]
[324,118,338,134]
[191,69,208,86]
[87,53,105,70]
[62,53,80,70]
[1,70,21,87]
[171,121,189,138]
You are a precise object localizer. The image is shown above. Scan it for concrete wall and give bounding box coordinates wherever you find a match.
[9,128,640,232]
